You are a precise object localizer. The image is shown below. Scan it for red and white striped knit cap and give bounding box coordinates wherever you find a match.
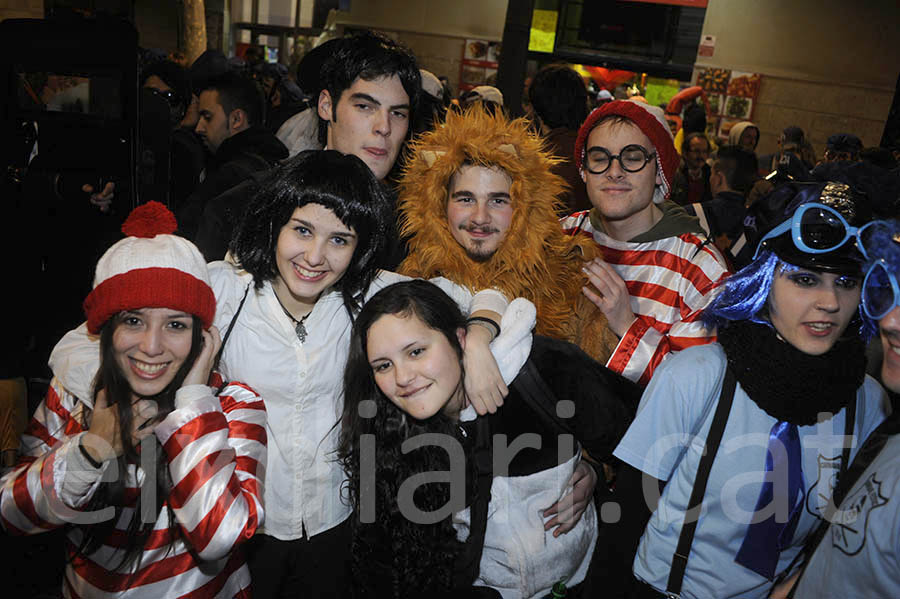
[83,201,215,334]
[574,98,679,205]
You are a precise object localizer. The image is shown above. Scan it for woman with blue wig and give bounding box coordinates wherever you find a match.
[612,181,892,598]
[784,219,900,598]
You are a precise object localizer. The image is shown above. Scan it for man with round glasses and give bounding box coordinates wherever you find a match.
[562,99,730,385]
[780,219,900,599]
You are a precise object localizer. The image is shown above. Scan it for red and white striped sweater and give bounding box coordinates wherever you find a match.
[0,376,266,598]
[562,206,730,385]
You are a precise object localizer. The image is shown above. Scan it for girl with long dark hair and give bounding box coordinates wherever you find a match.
[0,202,267,597]
[339,279,640,598]
[613,182,892,598]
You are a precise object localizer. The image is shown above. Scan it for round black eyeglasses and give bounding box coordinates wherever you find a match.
[584,144,656,175]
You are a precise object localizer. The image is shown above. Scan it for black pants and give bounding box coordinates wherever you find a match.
[247,520,353,599]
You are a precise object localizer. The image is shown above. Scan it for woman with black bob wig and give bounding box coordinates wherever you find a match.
[339,279,641,598]
[1,202,267,597]
[230,149,392,318]
[612,181,893,599]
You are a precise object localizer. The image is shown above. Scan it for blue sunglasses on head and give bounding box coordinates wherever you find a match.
[753,202,878,261]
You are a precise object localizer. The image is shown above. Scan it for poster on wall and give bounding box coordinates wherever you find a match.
[697,67,763,141]
[459,39,500,92]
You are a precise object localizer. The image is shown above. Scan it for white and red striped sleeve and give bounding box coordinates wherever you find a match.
[0,378,111,535]
[606,234,729,385]
[154,379,266,562]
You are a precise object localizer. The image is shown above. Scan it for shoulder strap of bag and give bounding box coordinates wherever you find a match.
[453,416,493,588]
[665,366,737,598]
[514,358,575,437]
[212,282,252,391]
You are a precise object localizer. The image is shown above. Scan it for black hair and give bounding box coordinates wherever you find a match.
[413,93,448,136]
[317,31,421,146]
[859,146,898,170]
[231,149,392,318]
[713,145,759,193]
[200,71,265,128]
[681,131,710,156]
[338,280,471,597]
[140,60,191,109]
[528,63,589,130]
[682,103,707,135]
[74,314,204,573]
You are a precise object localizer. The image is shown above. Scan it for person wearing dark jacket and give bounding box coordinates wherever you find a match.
[527,63,592,215]
[177,72,287,240]
[685,145,757,256]
[669,132,713,206]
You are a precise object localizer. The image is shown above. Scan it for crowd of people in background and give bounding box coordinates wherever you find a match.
[2,27,900,599]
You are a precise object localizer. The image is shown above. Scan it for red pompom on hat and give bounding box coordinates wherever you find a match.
[83,202,215,334]
[574,99,679,204]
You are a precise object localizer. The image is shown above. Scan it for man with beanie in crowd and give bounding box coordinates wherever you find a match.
[821,132,864,164]
[178,71,288,240]
[562,99,730,385]
[728,120,760,156]
[527,63,592,214]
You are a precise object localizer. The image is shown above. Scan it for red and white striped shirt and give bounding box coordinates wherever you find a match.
[562,208,730,385]
[0,376,266,598]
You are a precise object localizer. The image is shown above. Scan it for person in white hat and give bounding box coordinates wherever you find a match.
[0,201,267,597]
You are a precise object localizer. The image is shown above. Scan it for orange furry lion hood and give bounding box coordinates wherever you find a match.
[397,106,609,351]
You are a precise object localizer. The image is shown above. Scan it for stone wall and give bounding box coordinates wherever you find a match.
[0,0,44,22]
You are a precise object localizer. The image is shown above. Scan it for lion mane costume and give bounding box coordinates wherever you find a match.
[397,106,618,363]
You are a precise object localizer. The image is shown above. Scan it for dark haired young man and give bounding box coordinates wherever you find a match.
[178,71,287,240]
[528,63,591,214]
[316,30,420,181]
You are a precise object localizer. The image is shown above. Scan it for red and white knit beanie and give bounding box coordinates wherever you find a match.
[83,202,215,334]
[574,98,679,204]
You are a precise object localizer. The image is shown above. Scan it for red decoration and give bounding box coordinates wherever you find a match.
[121,201,178,238]
[582,66,635,91]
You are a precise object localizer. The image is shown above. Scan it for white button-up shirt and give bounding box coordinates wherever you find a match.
[210,263,505,540]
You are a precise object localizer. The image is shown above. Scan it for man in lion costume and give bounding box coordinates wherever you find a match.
[397,106,618,363]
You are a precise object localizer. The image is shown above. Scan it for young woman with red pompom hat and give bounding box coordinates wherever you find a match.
[0,202,267,598]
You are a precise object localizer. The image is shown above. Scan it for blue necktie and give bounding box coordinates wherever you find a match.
[734,421,805,580]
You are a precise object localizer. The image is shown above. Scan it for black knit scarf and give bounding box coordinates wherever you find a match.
[717,320,866,426]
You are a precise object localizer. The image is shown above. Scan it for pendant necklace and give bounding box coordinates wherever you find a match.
[273,291,311,343]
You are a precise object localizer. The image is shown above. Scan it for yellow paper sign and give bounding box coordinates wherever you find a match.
[528,9,558,53]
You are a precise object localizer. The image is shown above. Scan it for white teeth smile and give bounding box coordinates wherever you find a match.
[133,361,167,374]
[807,323,833,331]
[294,264,324,278]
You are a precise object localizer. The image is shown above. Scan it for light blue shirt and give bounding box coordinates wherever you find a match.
[794,428,900,598]
[614,343,890,599]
